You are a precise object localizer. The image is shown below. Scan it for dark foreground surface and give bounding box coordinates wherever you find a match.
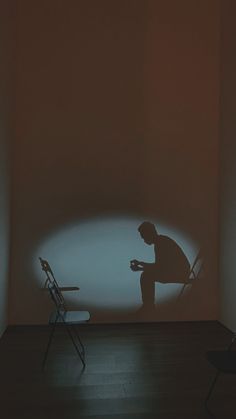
[0,321,235,419]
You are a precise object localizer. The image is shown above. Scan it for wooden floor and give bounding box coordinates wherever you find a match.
[0,321,235,419]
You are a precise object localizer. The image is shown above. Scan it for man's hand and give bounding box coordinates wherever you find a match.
[130,259,144,271]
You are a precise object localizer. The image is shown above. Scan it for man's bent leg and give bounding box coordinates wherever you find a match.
[140,271,155,307]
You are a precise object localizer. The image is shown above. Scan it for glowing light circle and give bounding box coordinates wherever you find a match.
[35,216,198,309]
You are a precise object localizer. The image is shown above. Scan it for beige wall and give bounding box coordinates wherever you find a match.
[219,1,236,331]
[0,1,14,336]
[10,0,220,324]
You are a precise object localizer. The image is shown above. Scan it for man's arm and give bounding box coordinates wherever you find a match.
[130,259,155,272]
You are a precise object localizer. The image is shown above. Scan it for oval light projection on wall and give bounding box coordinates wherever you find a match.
[35,216,198,312]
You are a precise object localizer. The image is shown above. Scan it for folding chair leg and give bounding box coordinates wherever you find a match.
[63,323,86,367]
[72,325,85,356]
[42,320,57,370]
[205,370,220,410]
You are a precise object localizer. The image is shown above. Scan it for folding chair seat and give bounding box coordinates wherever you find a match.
[39,257,90,369]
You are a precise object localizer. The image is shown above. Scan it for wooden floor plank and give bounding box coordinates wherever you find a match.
[0,321,235,418]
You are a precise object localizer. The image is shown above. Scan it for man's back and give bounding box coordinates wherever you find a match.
[154,234,190,283]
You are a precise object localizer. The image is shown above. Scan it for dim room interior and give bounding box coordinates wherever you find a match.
[1,1,236,417]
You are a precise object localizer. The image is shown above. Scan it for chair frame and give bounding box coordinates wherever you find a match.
[205,333,236,412]
[39,257,90,370]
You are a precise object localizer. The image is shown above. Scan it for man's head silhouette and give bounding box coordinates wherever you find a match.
[138,221,158,245]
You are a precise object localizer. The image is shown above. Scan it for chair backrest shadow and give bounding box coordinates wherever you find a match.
[177,251,203,300]
[188,251,203,280]
[39,257,90,370]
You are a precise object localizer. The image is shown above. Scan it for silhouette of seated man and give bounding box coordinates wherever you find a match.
[130,221,190,308]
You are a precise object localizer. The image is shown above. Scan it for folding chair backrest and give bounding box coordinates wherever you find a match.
[39,257,67,311]
[189,251,203,280]
[39,257,60,288]
[48,282,66,313]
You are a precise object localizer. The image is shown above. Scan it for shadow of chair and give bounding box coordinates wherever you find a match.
[205,333,236,413]
[39,257,90,369]
[177,251,203,300]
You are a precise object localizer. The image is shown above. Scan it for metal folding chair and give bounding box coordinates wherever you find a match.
[39,257,90,369]
[205,333,236,413]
